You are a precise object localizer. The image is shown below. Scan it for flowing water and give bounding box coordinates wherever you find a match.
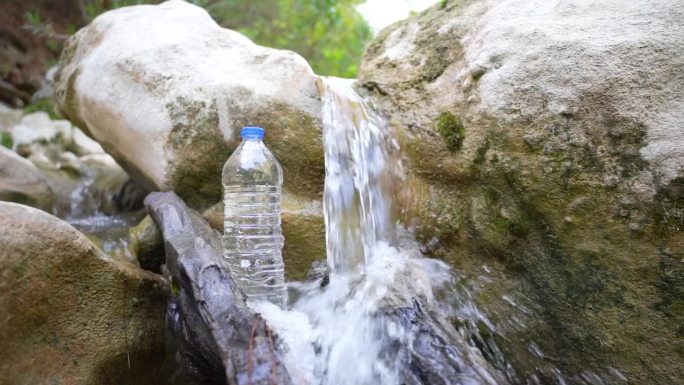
[253,77,510,385]
[320,77,398,274]
[64,169,143,265]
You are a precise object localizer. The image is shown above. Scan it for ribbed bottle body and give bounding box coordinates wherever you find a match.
[222,135,284,306]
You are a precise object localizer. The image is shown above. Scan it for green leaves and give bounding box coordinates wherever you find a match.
[198,0,372,77]
[1,132,12,149]
[30,0,372,78]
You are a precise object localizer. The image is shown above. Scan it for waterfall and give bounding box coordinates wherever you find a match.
[253,77,507,385]
[320,76,398,275]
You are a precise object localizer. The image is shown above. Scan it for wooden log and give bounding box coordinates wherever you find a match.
[145,192,291,385]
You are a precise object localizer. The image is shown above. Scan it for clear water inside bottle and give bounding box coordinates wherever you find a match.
[222,130,285,306]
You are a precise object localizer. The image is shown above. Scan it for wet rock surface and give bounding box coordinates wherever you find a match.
[0,202,168,385]
[145,192,292,385]
[359,0,684,383]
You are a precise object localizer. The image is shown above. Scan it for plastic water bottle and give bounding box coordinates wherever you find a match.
[222,126,285,306]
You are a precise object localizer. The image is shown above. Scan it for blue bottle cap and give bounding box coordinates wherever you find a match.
[241,126,264,139]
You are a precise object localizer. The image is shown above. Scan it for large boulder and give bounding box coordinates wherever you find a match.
[0,202,168,385]
[359,0,683,383]
[53,0,324,209]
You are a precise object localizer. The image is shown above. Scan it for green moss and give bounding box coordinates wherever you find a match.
[473,140,490,165]
[490,215,511,233]
[562,250,625,308]
[435,112,465,151]
[421,54,451,82]
[483,185,501,204]
[281,212,326,281]
[656,199,684,232]
[24,98,62,119]
[128,215,164,273]
[655,248,684,336]
[253,102,325,198]
[654,178,684,233]
[0,132,12,149]
[170,278,180,295]
[488,206,532,239]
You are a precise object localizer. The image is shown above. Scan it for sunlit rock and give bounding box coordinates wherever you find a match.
[54,0,324,209]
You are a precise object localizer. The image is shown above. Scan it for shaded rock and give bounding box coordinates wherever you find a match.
[145,192,291,385]
[54,0,324,209]
[114,179,149,212]
[359,0,684,383]
[0,145,54,210]
[281,196,326,281]
[129,215,165,274]
[203,192,326,281]
[0,202,168,385]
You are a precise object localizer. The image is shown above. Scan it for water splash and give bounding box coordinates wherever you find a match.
[258,243,440,384]
[254,77,509,385]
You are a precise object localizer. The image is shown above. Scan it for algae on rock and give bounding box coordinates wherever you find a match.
[359,0,684,383]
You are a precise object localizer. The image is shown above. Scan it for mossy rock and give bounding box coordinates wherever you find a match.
[359,0,684,382]
[435,112,465,151]
[128,215,165,273]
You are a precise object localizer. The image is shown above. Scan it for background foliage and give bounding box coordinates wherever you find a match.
[1,0,371,107]
[36,0,372,78]
[193,0,372,77]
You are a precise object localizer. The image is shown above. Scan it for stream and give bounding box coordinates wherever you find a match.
[55,78,628,385]
[63,168,144,266]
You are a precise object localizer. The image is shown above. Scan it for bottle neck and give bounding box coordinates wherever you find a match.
[242,136,262,142]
